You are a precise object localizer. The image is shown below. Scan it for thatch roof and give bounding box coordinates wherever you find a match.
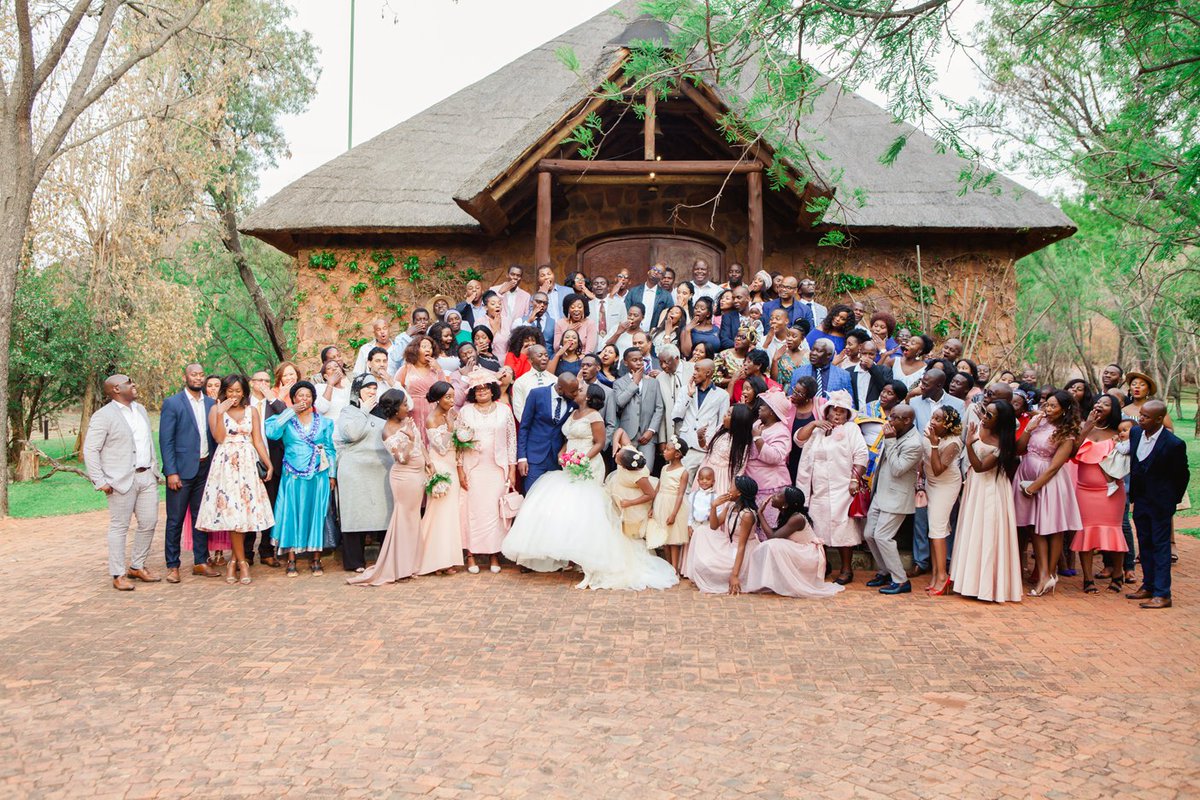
[243,0,1074,253]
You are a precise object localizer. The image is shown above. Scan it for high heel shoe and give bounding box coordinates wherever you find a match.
[1029,575,1058,597]
[238,560,252,585]
[927,579,952,596]
[225,560,237,585]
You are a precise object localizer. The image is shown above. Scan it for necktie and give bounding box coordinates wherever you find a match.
[816,367,825,398]
[536,371,545,386]
[554,397,563,423]
[598,299,607,334]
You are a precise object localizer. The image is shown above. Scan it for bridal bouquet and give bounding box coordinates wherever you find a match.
[424,471,452,498]
[452,425,476,452]
[559,449,594,482]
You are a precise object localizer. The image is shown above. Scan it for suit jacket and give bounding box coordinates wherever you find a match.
[1129,427,1190,512]
[718,310,744,350]
[612,372,665,444]
[83,401,160,494]
[159,389,217,479]
[517,385,575,469]
[762,298,815,329]
[584,380,618,449]
[625,283,673,330]
[848,363,893,410]
[655,362,695,443]
[675,384,731,452]
[456,300,487,331]
[491,284,532,325]
[787,362,853,397]
[871,426,922,514]
[518,312,556,345]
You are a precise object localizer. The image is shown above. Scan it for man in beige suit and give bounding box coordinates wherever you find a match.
[863,404,921,595]
[83,374,162,590]
[654,344,693,448]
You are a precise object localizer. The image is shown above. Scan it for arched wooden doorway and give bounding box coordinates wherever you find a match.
[576,233,725,284]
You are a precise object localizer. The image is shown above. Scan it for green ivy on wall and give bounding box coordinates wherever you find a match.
[830,272,876,295]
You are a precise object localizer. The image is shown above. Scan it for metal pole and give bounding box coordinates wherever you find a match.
[348,0,355,150]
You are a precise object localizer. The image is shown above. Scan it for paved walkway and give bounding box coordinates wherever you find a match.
[2,510,1198,798]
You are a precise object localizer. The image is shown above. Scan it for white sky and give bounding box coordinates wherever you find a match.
[258,0,1054,202]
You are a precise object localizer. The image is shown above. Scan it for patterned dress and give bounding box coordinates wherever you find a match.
[195,411,274,534]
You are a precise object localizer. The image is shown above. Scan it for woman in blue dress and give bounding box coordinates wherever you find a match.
[804,303,856,353]
[681,296,721,359]
[265,381,337,576]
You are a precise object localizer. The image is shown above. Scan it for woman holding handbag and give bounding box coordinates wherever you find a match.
[457,368,518,574]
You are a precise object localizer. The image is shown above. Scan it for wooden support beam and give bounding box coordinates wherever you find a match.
[559,174,729,186]
[643,88,656,160]
[539,159,761,175]
[748,170,763,273]
[535,171,552,267]
[453,192,509,236]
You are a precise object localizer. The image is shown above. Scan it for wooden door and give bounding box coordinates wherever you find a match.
[577,234,725,284]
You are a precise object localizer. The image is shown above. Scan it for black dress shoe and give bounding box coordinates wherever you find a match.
[866,573,891,587]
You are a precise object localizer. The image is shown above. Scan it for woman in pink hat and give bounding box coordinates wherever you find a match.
[745,390,794,533]
[794,390,869,585]
[456,367,518,574]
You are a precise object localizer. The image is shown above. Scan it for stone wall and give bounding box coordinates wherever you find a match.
[290,183,1021,373]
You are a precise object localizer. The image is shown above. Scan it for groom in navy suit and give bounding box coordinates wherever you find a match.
[517,373,579,492]
[1126,399,1189,609]
[160,363,219,582]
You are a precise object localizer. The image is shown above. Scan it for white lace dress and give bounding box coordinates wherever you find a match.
[502,411,678,591]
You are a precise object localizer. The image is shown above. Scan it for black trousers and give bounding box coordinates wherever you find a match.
[164,456,211,569]
[341,531,383,571]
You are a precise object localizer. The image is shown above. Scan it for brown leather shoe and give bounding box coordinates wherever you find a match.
[1139,596,1172,609]
[192,564,222,578]
[907,565,930,578]
[165,568,181,584]
[127,567,161,582]
[112,576,135,591]
[1126,588,1153,600]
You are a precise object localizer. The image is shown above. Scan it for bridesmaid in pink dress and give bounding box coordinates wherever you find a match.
[687,476,760,594]
[1069,395,1128,593]
[417,382,465,575]
[348,389,428,586]
[744,487,845,599]
[1015,389,1083,596]
[396,335,445,441]
[682,404,754,581]
[745,391,793,535]
[457,368,518,574]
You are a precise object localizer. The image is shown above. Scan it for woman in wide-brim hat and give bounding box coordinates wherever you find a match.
[793,390,869,585]
[1121,371,1173,429]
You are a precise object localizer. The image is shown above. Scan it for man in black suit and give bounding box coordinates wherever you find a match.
[1127,400,1190,609]
[624,263,673,331]
[847,339,892,411]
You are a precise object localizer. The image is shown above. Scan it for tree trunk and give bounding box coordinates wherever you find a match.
[74,378,101,457]
[0,122,37,515]
[219,201,289,362]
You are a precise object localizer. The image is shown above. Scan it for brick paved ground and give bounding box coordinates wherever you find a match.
[2,510,1198,798]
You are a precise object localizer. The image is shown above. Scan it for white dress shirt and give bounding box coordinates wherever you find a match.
[117,401,154,469]
[512,368,553,420]
[690,281,722,303]
[1137,427,1161,461]
[852,367,872,411]
[798,299,827,326]
[639,284,659,331]
[590,295,627,338]
[186,391,209,458]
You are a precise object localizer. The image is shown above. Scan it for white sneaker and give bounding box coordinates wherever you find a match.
[490,564,502,574]
[467,565,480,574]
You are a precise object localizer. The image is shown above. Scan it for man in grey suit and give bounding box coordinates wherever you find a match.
[675,360,729,478]
[863,404,921,595]
[612,346,664,465]
[82,374,162,591]
[654,344,693,447]
[579,354,616,450]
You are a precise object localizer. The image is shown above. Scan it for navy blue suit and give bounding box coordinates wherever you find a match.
[1129,426,1189,598]
[788,362,853,397]
[517,385,576,492]
[624,284,673,330]
[718,310,744,350]
[159,389,217,568]
[762,298,815,330]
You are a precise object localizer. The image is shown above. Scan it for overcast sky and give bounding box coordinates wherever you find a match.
[257,0,1052,202]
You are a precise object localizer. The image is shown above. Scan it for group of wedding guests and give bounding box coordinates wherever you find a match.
[85,260,1190,607]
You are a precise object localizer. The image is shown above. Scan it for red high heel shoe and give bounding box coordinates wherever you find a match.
[927,578,952,596]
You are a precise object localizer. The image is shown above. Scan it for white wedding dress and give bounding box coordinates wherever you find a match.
[502,410,678,591]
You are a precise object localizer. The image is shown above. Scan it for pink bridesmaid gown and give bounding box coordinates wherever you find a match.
[348,422,425,586]
[417,423,465,574]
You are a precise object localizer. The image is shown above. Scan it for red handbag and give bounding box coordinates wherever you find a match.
[848,486,870,519]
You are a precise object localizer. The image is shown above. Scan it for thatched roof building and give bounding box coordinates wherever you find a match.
[244,0,1074,366]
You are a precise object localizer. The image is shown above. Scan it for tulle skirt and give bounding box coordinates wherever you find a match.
[502,472,678,591]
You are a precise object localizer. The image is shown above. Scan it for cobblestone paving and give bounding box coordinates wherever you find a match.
[2,510,1198,798]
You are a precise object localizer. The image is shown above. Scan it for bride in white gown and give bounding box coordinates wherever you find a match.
[503,383,678,591]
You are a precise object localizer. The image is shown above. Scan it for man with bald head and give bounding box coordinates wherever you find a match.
[939,338,964,362]
[83,374,161,590]
[511,343,554,420]
[457,279,486,329]
[352,318,394,375]
[517,372,579,492]
[787,338,852,398]
[160,363,220,582]
[675,358,730,477]
[862,404,922,594]
[718,285,753,350]
[1127,400,1190,608]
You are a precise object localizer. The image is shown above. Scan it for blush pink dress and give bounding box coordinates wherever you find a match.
[417,423,465,574]
[1013,424,1082,535]
[347,422,425,586]
[400,365,445,442]
[458,402,517,555]
[684,504,757,593]
[743,527,845,599]
[794,424,869,547]
[950,441,1023,603]
[1070,437,1128,553]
